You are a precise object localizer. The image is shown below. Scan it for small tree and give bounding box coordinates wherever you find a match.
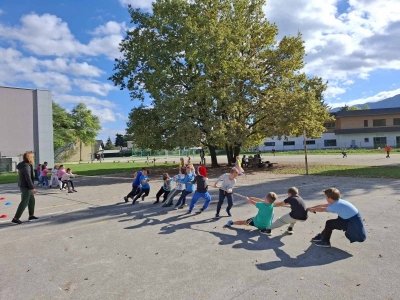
[104,137,114,150]
[115,134,125,147]
[71,103,101,161]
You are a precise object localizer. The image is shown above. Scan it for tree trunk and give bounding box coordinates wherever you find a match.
[208,145,219,167]
[79,140,83,162]
[234,144,241,161]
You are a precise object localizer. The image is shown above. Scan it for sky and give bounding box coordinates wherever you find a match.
[0,0,399,141]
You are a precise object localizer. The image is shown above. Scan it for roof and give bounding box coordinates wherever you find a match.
[0,85,50,92]
[334,107,400,117]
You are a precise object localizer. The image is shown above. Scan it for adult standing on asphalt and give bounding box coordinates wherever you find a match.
[12,151,38,224]
[384,145,392,158]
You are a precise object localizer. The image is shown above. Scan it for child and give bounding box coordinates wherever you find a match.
[57,165,66,190]
[162,167,186,207]
[40,164,49,188]
[124,168,145,203]
[61,168,77,193]
[179,157,185,168]
[224,192,277,235]
[308,188,366,248]
[154,173,172,204]
[49,165,59,188]
[270,187,308,235]
[132,170,150,204]
[188,166,212,214]
[174,166,195,209]
[214,167,239,218]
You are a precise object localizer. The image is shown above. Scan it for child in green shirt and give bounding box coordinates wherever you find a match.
[224,192,277,235]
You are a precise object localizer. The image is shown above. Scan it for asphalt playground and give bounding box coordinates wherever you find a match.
[0,164,399,299]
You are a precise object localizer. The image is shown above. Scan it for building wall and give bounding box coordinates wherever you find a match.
[0,86,54,166]
[259,133,338,151]
[336,133,398,149]
[337,114,400,129]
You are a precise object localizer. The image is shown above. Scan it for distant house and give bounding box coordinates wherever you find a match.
[259,107,400,151]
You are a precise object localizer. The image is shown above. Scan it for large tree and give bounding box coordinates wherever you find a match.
[52,102,75,152]
[71,103,101,161]
[111,0,331,166]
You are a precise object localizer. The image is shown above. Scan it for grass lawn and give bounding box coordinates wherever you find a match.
[0,161,178,184]
[272,164,400,179]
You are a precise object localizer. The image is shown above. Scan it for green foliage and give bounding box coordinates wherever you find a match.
[53,102,75,151]
[111,0,331,160]
[115,134,125,147]
[104,137,115,150]
[71,103,101,146]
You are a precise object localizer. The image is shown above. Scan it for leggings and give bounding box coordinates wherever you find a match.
[175,190,192,207]
[126,185,139,199]
[155,187,170,203]
[163,189,182,206]
[132,189,150,204]
[216,189,233,215]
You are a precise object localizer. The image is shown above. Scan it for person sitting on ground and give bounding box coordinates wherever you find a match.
[270,187,308,235]
[307,188,366,248]
[49,165,59,188]
[162,167,186,207]
[57,165,66,190]
[174,166,195,209]
[154,173,172,204]
[214,167,239,218]
[188,166,212,214]
[132,170,150,204]
[224,192,277,235]
[124,168,145,203]
[61,168,77,193]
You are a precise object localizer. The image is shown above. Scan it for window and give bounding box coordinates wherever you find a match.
[364,138,369,143]
[324,139,337,147]
[397,137,400,147]
[394,118,400,126]
[283,141,295,146]
[373,119,386,127]
[373,137,387,148]
[306,140,316,145]
[264,142,275,147]
[364,120,368,127]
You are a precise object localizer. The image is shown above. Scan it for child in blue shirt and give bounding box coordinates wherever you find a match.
[174,166,195,209]
[132,170,150,205]
[308,188,366,247]
[124,168,145,203]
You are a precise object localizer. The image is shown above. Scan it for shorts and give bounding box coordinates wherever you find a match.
[246,218,255,226]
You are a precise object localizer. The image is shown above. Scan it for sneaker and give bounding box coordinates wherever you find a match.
[72,190,77,192]
[314,240,331,248]
[286,227,294,235]
[224,220,234,228]
[28,216,39,221]
[226,210,232,217]
[215,214,220,218]
[260,229,272,236]
[11,218,22,225]
[68,191,73,193]
[124,196,129,203]
[311,234,323,242]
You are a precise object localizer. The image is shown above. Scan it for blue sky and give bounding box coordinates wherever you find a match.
[0,0,399,141]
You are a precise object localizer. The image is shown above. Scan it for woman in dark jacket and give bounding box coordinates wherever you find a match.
[12,151,38,224]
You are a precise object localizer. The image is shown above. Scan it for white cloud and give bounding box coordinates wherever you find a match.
[332,88,400,108]
[265,0,400,99]
[0,13,125,59]
[119,0,153,10]
[73,79,115,96]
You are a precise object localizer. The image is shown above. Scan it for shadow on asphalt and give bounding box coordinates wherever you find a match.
[256,245,353,270]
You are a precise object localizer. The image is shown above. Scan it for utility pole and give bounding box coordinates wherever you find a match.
[303,130,309,175]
